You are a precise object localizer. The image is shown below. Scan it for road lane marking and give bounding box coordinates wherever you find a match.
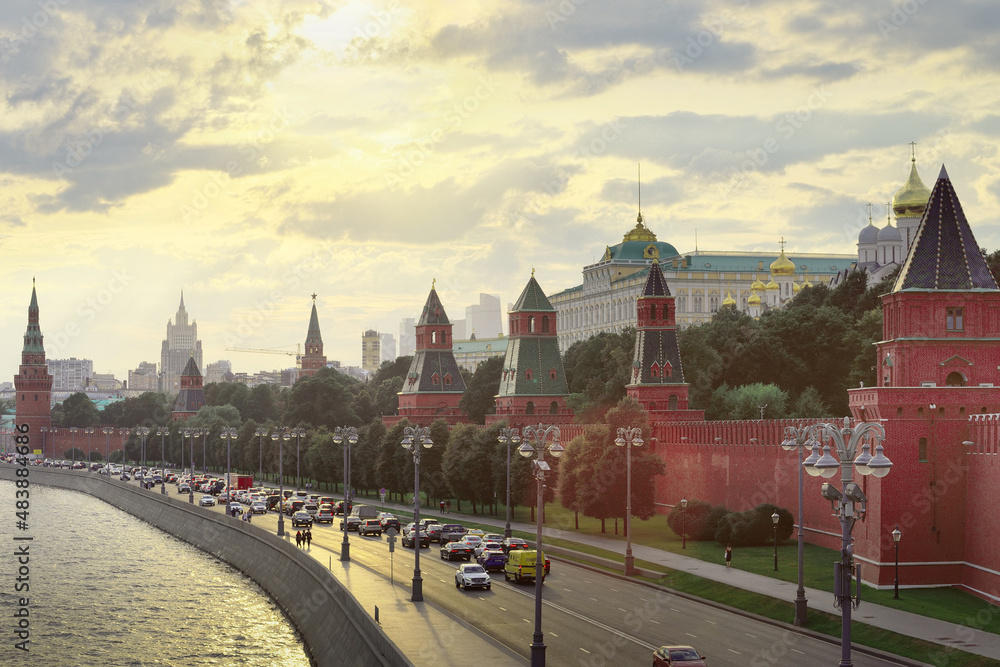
[523,619,531,623]
[728,649,741,655]
[650,619,659,625]
[745,633,757,638]
[705,620,717,625]
[685,633,697,639]
[618,608,627,612]
[792,649,805,655]
[580,648,590,654]
[670,608,680,613]
[498,607,506,611]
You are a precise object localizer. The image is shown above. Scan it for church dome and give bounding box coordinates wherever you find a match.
[858,223,879,245]
[793,281,802,293]
[748,293,761,305]
[892,159,931,218]
[770,248,796,276]
[750,278,766,292]
[765,278,779,291]
[623,214,657,242]
[722,291,736,307]
[877,223,901,243]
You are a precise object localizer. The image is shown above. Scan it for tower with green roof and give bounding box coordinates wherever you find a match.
[492,273,572,424]
[15,281,53,452]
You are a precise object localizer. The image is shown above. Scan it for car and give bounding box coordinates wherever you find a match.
[228,502,242,514]
[341,515,363,532]
[466,528,485,539]
[315,506,335,524]
[475,541,504,557]
[199,495,217,507]
[303,503,319,517]
[219,492,231,503]
[503,537,530,554]
[455,564,491,590]
[439,524,468,545]
[335,500,353,515]
[483,533,504,544]
[119,473,131,481]
[651,645,707,667]
[379,513,401,532]
[359,519,382,536]
[178,482,191,493]
[402,529,430,548]
[440,542,473,561]
[425,523,444,543]
[459,535,483,552]
[477,549,507,573]
[291,511,313,527]
[250,501,268,514]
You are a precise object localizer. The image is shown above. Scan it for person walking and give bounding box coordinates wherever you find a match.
[295,531,302,548]
[725,543,733,569]
[305,529,312,549]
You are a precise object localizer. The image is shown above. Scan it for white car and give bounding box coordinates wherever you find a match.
[199,495,217,507]
[455,564,491,590]
[459,535,483,552]
[475,540,504,557]
[251,501,268,514]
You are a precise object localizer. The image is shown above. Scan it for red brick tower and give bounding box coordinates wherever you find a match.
[14,280,53,455]
[393,281,467,424]
[299,294,327,380]
[172,356,206,421]
[626,260,704,421]
[848,165,1000,590]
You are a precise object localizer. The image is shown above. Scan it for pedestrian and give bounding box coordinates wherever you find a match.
[305,529,312,549]
[725,543,732,569]
[295,531,302,548]
[440,500,446,513]
[247,511,252,524]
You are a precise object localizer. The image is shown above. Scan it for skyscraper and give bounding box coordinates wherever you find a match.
[160,292,202,395]
[361,329,381,372]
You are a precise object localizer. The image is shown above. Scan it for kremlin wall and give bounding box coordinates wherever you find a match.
[16,158,1000,602]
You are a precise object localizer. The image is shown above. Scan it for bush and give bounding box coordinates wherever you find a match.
[667,499,729,542]
[715,504,794,547]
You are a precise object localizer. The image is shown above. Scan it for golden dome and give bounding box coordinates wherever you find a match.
[748,293,761,305]
[623,214,658,242]
[803,279,813,288]
[892,159,931,218]
[770,248,796,276]
[750,278,766,292]
[765,279,779,291]
[792,282,802,293]
[722,291,736,306]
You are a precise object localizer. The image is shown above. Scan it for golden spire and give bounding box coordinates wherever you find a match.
[770,237,796,276]
[432,278,436,290]
[531,267,535,277]
[637,162,642,224]
[892,144,931,217]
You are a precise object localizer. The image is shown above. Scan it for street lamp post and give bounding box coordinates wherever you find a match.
[254,427,267,481]
[803,417,893,667]
[156,427,168,494]
[85,427,94,463]
[69,427,78,463]
[290,427,305,490]
[201,429,208,475]
[772,511,780,571]
[680,498,688,549]
[401,425,433,602]
[333,426,358,562]
[518,423,564,667]
[182,428,195,503]
[118,428,129,471]
[781,424,823,627]
[615,426,643,576]
[138,427,151,475]
[221,427,238,496]
[497,427,521,539]
[892,526,902,599]
[103,427,113,474]
[272,430,288,537]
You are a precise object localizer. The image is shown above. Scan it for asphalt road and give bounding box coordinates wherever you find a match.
[176,487,914,667]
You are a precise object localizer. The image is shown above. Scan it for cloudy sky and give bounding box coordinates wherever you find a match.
[3,0,1000,384]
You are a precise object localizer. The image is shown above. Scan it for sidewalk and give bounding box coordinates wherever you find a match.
[373,498,1000,663]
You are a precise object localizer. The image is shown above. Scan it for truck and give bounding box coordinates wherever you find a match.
[231,474,253,491]
[342,503,378,531]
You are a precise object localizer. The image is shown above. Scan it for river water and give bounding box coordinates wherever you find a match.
[0,481,311,666]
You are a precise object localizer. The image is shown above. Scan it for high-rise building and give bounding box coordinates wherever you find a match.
[361,329,381,372]
[398,317,415,358]
[160,292,202,395]
[205,361,232,385]
[466,293,503,338]
[47,357,94,391]
[15,281,53,453]
[380,333,396,363]
[128,361,160,392]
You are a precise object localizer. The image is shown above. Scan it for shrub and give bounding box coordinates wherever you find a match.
[715,503,794,546]
[667,499,729,542]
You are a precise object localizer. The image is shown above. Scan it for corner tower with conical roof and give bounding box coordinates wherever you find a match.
[173,356,206,421]
[491,273,572,425]
[299,294,327,380]
[625,261,704,420]
[15,281,53,454]
[395,281,468,424]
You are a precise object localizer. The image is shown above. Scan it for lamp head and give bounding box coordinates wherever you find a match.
[518,442,535,458]
[632,434,644,447]
[853,442,872,476]
[867,443,893,478]
[771,511,779,525]
[814,444,840,478]
[892,526,902,543]
[615,436,625,447]
[549,441,564,458]
[802,441,822,476]
[680,497,688,509]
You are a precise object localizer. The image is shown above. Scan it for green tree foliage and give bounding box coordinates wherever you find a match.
[63,447,85,461]
[715,503,794,547]
[100,392,173,427]
[374,376,403,417]
[88,450,104,462]
[459,356,503,424]
[370,356,413,386]
[442,423,494,513]
[303,427,339,485]
[244,384,281,423]
[789,386,830,418]
[563,329,636,420]
[707,383,789,420]
[667,499,729,542]
[350,418,385,495]
[351,388,379,424]
[375,420,410,503]
[282,367,360,428]
[205,382,251,415]
[53,392,101,427]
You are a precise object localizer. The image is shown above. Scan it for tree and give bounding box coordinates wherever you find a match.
[244,384,280,423]
[707,383,789,420]
[459,356,503,424]
[351,389,379,424]
[715,504,794,547]
[100,392,173,427]
[303,427,339,486]
[282,368,360,429]
[374,376,403,416]
[563,329,635,420]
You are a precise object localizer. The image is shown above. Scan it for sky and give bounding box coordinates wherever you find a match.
[3,0,1000,384]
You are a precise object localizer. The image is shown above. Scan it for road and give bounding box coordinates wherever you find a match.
[179,489,913,667]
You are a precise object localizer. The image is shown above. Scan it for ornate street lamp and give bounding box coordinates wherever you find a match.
[84,427,95,462]
[69,426,78,463]
[680,498,688,549]
[102,427,113,474]
[182,428,195,503]
[781,423,824,626]
[333,426,359,562]
[137,427,151,476]
[272,430,289,537]
[156,427,169,494]
[290,427,306,490]
[802,417,892,667]
[117,428,129,473]
[772,510,780,572]
[401,425,433,601]
[518,423,563,667]
[40,426,48,460]
[497,427,521,539]
[893,526,902,599]
[254,426,267,481]
[614,426,643,575]
[221,427,238,496]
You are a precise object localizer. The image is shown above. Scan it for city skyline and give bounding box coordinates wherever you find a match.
[3,1,1000,383]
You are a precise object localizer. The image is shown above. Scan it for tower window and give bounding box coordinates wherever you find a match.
[946,307,964,331]
[918,437,928,462]
[525,369,533,381]
[444,373,452,385]
[549,369,557,380]
[431,373,440,385]
[542,316,549,333]
[650,303,657,320]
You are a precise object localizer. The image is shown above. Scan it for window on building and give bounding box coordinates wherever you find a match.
[525,369,533,381]
[542,315,549,333]
[669,395,678,410]
[693,296,702,312]
[526,401,535,415]
[444,374,452,385]
[432,374,440,385]
[918,437,928,462]
[710,296,719,313]
[946,307,964,330]
[650,303,657,320]
[549,401,559,414]
[549,369,557,380]
[677,296,686,312]
[649,401,657,411]
[529,316,535,333]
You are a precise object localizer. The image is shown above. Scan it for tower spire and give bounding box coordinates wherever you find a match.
[637,163,642,223]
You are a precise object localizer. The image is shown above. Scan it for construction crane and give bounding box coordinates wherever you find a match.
[226,344,302,368]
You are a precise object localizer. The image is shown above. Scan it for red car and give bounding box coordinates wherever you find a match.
[652,645,707,666]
